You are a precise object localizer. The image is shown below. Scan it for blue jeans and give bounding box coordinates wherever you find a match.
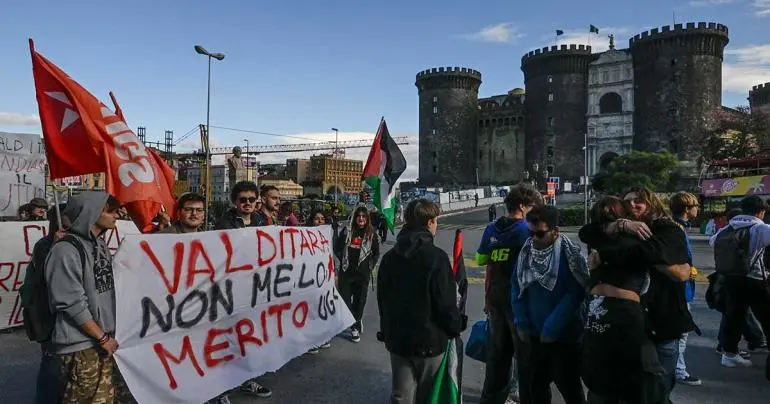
[36,344,61,404]
[656,339,679,398]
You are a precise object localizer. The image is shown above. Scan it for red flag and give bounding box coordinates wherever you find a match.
[30,39,175,232]
[30,40,105,178]
[108,93,177,232]
[452,229,463,276]
[453,229,468,314]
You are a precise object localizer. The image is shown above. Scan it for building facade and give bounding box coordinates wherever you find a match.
[586,48,635,176]
[418,21,735,186]
[306,153,363,194]
[286,158,310,184]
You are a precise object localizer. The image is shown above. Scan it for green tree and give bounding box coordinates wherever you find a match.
[592,150,680,195]
[700,106,770,163]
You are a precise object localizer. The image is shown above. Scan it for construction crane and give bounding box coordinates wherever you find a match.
[179,124,410,207]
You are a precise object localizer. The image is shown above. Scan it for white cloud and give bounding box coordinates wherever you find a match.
[550,26,632,53]
[689,0,737,6]
[459,23,524,44]
[183,131,419,182]
[0,112,40,126]
[754,0,770,17]
[723,44,770,92]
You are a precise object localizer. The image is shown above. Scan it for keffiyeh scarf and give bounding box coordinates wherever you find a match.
[516,235,589,297]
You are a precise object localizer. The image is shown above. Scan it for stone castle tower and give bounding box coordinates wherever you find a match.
[521,45,594,180]
[415,67,482,186]
[417,21,734,186]
[750,82,770,115]
[629,23,729,160]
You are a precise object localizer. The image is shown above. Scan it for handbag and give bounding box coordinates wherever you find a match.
[464,319,488,363]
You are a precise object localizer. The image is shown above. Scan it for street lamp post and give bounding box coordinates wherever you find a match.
[331,127,339,205]
[583,131,589,224]
[244,138,250,181]
[194,45,225,229]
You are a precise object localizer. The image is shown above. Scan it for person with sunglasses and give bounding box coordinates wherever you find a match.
[215,181,271,230]
[213,181,273,400]
[511,205,588,404]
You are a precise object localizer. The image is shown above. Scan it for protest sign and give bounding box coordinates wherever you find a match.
[0,132,46,217]
[113,224,354,404]
[0,220,140,330]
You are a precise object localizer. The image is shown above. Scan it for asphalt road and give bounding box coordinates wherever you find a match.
[1,208,768,403]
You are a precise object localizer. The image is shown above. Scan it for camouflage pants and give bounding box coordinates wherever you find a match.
[58,348,134,404]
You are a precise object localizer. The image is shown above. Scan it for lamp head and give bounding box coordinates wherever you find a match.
[194,45,208,55]
[211,53,225,61]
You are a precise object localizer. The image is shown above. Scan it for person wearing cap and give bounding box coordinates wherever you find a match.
[26,198,49,221]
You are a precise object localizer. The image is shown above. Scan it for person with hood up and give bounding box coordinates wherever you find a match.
[477,183,543,404]
[335,205,380,343]
[21,204,69,404]
[216,181,270,230]
[377,198,466,404]
[710,195,770,374]
[44,191,133,403]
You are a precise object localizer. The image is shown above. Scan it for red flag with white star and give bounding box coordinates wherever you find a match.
[29,39,176,232]
[30,40,105,178]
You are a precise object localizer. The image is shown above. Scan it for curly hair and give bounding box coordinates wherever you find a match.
[623,186,669,223]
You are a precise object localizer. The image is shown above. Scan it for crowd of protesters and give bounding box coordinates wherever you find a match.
[13,179,770,404]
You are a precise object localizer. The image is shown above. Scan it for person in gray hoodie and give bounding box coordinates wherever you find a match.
[709,195,770,375]
[45,191,132,403]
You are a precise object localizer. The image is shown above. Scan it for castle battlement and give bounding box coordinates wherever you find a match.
[415,66,482,81]
[751,83,770,94]
[750,82,770,108]
[521,44,592,64]
[629,22,729,47]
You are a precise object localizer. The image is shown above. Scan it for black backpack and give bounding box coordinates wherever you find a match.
[22,234,87,343]
[713,225,756,276]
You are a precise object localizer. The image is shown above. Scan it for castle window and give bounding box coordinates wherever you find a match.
[602,71,609,82]
[547,117,554,128]
[479,120,484,128]
[547,146,554,157]
[671,59,677,66]
[479,150,483,159]
[626,68,632,79]
[548,93,554,102]
[432,129,436,135]
[501,149,505,158]
[518,117,524,126]
[599,92,623,114]
[433,96,438,103]
[547,165,554,174]
[547,75,553,83]
[433,106,437,114]
[433,151,437,158]
[433,165,437,173]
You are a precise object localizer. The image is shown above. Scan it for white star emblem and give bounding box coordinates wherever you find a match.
[45,91,80,132]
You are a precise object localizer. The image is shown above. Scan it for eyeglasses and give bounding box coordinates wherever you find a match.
[182,207,205,214]
[529,229,550,238]
[239,197,258,204]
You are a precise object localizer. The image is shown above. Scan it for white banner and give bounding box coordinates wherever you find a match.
[0,220,140,330]
[0,132,46,217]
[113,225,354,404]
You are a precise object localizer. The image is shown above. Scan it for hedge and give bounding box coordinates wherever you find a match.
[558,208,585,227]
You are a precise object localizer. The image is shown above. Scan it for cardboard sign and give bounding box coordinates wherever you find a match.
[113,225,354,404]
[0,220,140,330]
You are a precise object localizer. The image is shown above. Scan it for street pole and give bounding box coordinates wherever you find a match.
[205,56,212,228]
[584,131,589,224]
[332,128,339,205]
[194,45,225,229]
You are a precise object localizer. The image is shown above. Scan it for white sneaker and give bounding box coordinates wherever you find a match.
[350,329,361,343]
[722,353,753,368]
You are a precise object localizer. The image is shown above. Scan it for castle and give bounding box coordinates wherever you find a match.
[416,21,744,187]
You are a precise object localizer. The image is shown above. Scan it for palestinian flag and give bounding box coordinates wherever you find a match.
[428,229,468,404]
[362,118,407,233]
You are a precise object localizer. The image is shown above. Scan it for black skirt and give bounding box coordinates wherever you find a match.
[582,295,667,404]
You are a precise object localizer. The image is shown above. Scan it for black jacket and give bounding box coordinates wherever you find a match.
[215,208,270,230]
[580,219,696,342]
[377,227,465,358]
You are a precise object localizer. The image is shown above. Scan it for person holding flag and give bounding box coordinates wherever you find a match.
[361,118,407,235]
[377,199,467,404]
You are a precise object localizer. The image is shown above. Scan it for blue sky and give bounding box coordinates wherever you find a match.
[1,0,768,179]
